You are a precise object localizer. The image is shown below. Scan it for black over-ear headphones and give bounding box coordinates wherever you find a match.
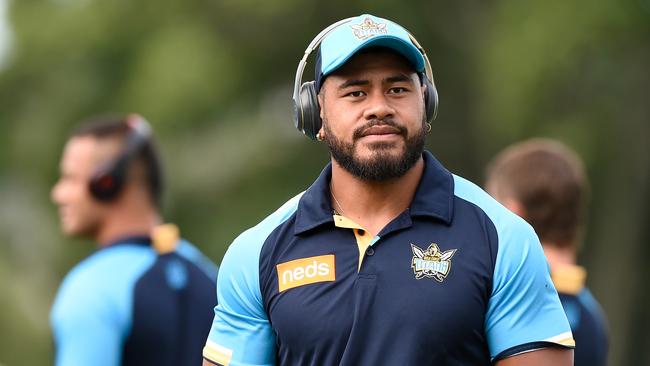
[292,17,439,141]
[89,114,152,202]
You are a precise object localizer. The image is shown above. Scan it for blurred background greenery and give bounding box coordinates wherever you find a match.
[0,0,648,364]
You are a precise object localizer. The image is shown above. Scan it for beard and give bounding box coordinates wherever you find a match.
[322,116,426,182]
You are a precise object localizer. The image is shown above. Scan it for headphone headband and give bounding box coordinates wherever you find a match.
[88,114,153,202]
[121,114,152,158]
[292,17,357,105]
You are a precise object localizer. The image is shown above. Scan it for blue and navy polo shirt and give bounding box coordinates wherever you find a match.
[551,265,609,366]
[204,151,574,365]
[51,236,218,366]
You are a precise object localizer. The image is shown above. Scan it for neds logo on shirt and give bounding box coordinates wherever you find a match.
[276,254,336,292]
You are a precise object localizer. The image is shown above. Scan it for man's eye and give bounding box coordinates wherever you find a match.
[345,90,365,97]
[388,87,407,94]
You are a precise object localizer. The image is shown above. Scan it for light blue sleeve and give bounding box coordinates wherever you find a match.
[50,246,156,366]
[51,290,122,366]
[453,175,573,359]
[485,220,574,358]
[203,194,302,366]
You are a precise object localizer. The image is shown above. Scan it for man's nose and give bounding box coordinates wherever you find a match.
[51,180,63,204]
[362,92,395,121]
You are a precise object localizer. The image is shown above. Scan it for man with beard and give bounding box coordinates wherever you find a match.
[51,114,218,366]
[202,14,574,366]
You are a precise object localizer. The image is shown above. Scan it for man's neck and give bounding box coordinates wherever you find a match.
[329,157,424,237]
[543,243,586,294]
[96,206,162,247]
[542,244,577,269]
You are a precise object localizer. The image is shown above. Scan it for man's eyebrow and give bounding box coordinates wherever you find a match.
[338,79,369,90]
[385,74,411,84]
[337,74,413,90]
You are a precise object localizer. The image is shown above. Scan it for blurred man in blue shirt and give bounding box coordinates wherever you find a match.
[51,114,218,366]
[486,138,609,366]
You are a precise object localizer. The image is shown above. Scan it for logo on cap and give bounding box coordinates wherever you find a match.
[350,17,388,40]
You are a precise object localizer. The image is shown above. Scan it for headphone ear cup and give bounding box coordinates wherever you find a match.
[89,170,124,202]
[423,76,438,122]
[297,81,322,140]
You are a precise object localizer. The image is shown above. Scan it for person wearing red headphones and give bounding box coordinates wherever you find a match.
[51,114,218,366]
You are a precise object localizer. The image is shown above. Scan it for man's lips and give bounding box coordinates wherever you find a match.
[359,125,402,137]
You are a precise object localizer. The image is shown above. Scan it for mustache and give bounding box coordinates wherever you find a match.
[352,119,408,140]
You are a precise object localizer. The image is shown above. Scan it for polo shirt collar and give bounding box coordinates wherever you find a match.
[294,164,336,234]
[100,235,152,249]
[410,150,454,223]
[294,150,454,235]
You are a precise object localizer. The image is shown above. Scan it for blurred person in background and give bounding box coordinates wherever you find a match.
[50,114,218,366]
[202,14,573,366]
[486,138,609,366]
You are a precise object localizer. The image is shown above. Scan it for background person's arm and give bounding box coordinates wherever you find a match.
[53,315,122,366]
[51,280,123,366]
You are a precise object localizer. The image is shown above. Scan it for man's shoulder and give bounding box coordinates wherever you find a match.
[576,287,609,325]
[229,192,304,253]
[70,244,154,278]
[51,245,157,329]
[218,192,303,279]
[175,239,219,281]
[55,245,157,306]
[214,192,305,311]
[566,287,609,365]
[452,174,534,235]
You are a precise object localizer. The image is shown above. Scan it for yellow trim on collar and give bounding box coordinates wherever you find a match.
[333,214,373,271]
[333,214,363,229]
[551,264,586,295]
[152,223,180,254]
[353,229,373,271]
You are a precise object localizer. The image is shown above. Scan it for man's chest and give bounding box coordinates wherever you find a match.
[259,224,496,362]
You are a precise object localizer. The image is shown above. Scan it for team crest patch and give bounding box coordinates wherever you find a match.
[350,17,388,40]
[411,243,457,282]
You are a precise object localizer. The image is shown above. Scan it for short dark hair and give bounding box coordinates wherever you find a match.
[72,115,164,208]
[485,138,589,249]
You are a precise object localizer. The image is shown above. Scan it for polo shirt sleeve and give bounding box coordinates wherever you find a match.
[52,305,123,366]
[485,219,575,360]
[51,246,158,366]
[203,229,276,366]
[51,271,124,366]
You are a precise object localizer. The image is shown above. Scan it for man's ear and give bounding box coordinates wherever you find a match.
[318,93,325,120]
